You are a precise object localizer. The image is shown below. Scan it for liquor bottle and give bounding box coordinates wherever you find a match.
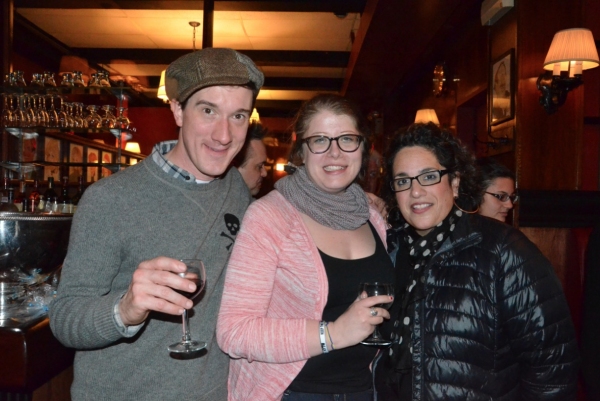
[28,178,41,213]
[14,179,26,212]
[71,176,85,213]
[43,177,58,213]
[1,176,10,205]
[0,188,19,212]
[57,176,72,214]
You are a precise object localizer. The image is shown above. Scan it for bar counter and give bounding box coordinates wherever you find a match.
[0,315,74,399]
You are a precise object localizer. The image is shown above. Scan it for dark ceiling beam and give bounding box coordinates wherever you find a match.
[145,76,341,91]
[343,0,482,113]
[14,0,366,13]
[263,77,342,91]
[73,48,350,68]
[255,99,303,118]
[13,12,72,72]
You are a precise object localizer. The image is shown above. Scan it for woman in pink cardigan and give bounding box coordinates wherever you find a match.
[217,94,395,401]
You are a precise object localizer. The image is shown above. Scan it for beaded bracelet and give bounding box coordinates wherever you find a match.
[319,321,329,353]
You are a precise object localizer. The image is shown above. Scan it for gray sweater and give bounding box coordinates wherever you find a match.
[49,155,252,401]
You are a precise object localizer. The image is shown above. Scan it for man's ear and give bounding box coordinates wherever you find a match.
[170,100,183,128]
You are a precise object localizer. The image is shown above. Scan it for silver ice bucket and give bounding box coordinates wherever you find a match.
[0,212,72,284]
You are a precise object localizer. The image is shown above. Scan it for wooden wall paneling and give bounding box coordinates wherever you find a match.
[582,124,600,190]
[126,107,178,155]
[520,227,589,339]
[515,0,584,190]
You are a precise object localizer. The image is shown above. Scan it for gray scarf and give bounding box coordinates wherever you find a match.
[274,165,370,230]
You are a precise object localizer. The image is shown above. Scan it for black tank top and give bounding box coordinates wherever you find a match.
[288,221,395,394]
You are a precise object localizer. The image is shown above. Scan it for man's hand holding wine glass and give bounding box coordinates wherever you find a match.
[118,256,199,326]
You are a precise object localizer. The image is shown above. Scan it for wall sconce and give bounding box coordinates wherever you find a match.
[157,70,168,102]
[414,109,440,125]
[537,28,599,114]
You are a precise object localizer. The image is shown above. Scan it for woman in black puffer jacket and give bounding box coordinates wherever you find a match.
[374,123,580,401]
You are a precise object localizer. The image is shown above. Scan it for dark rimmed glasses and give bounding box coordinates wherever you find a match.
[390,169,450,192]
[303,134,364,154]
[485,192,519,203]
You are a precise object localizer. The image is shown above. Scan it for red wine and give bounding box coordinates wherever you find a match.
[377,301,393,310]
[175,278,205,300]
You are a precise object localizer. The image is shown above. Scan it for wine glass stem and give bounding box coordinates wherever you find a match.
[181,309,192,343]
[372,326,382,340]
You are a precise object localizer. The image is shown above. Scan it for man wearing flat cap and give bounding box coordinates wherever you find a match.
[50,48,264,401]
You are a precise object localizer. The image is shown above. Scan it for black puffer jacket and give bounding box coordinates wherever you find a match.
[375,213,580,401]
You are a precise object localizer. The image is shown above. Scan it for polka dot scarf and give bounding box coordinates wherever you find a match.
[387,207,463,373]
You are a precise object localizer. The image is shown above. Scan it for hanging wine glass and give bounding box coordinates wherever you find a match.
[85,105,102,129]
[34,95,48,127]
[98,71,111,87]
[71,102,85,128]
[14,71,27,87]
[24,95,37,127]
[57,97,69,128]
[115,107,130,130]
[75,103,87,128]
[73,71,86,87]
[47,95,59,128]
[31,73,44,87]
[12,95,26,128]
[60,72,74,87]
[65,102,76,128]
[1,94,12,128]
[101,105,116,129]
[88,73,101,88]
[43,71,57,87]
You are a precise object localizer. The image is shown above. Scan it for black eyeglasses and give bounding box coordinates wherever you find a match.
[485,192,519,203]
[390,170,450,192]
[303,134,364,154]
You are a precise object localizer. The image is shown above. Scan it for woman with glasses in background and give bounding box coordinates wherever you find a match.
[217,94,394,401]
[477,157,518,222]
[374,123,579,401]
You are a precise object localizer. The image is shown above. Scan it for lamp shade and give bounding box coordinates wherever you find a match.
[250,108,260,123]
[414,109,440,125]
[124,142,141,154]
[543,28,600,72]
[157,70,168,101]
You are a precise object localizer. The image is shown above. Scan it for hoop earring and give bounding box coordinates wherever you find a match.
[453,197,479,214]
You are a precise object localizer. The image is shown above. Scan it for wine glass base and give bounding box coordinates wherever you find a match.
[360,338,392,347]
[168,340,207,353]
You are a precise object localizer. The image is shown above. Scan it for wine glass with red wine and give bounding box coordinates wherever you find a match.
[168,259,207,353]
[358,282,394,346]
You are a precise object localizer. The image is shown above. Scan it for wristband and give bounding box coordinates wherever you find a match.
[325,322,334,350]
[319,321,329,353]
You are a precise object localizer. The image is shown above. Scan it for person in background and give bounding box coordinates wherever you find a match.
[217,94,394,401]
[232,121,268,196]
[49,48,264,401]
[477,157,517,222]
[374,122,579,400]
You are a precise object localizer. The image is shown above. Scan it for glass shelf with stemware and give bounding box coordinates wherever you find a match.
[1,78,142,183]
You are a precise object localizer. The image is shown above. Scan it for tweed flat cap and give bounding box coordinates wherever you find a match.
[165,48,264,103]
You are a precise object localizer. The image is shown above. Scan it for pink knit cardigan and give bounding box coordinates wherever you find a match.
[216,190,388,401]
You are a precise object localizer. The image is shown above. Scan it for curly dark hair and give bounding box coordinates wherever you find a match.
[381,123,483,226]
[476,157,515,191]
[287,93,372,182]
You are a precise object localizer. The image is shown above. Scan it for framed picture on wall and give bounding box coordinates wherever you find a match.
[489,49,515,126]
[44,136,61,181]
[87,147,99,183]
[101,151,113,179]
[69,144,84,183]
